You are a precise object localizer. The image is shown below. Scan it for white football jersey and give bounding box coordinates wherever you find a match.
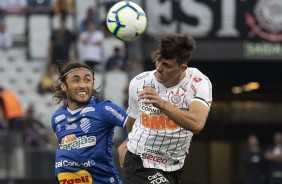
[127,68,212,171]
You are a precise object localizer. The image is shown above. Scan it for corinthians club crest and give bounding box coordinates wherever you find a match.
[169,90,185,108]
[245,0,282,42]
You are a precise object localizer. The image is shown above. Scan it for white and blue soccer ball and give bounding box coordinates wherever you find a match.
[106,1,147,41]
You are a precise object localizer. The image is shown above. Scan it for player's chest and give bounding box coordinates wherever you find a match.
[55,112,106,137]
[136,81,195,109]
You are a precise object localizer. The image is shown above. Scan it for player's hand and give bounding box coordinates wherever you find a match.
[117,140,128,168]
[138,87,165,110]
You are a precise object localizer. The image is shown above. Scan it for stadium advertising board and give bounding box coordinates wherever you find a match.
[145,0,282,61]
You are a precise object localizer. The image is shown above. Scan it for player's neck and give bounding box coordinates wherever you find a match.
[163,71,186,88]
[67,102,86,111]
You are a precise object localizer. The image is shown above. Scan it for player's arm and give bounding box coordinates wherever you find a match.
[126,116,136,133]
[118,116,136,168]
[139,87,210,133]
[125,77,138,133]
[118,76,139,167]
[118,139,127,168]
[161,100,209,133]
[265,149,282,162]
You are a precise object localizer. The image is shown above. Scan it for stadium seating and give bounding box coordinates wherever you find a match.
[0,48,56,125]
[0,0,127,128]
[4,15,26,44]
[28,15,51,59]
[0,42,127,128]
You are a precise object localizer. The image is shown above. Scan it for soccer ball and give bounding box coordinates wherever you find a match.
[106,1,147,41]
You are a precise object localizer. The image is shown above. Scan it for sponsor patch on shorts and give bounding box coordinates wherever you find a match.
[58,170,92,184]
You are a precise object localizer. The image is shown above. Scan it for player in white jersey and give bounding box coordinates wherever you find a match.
[118,33,212,184]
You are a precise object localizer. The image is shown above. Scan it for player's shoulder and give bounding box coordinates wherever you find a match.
[51,106,67,124]
[95,100,126,120]
[52,106,66,116]
[187,67,204,76]
[89,98,117,110]
[187,67,210,81]
[98,100,121,111]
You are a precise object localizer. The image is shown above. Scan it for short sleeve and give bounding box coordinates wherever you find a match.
[101,101,127,127]
[50,114,56,133]
[126,78,139,119]
[191,75,212,109]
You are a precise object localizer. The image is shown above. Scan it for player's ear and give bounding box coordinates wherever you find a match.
[180,64,187,72]
[61,83,67,92]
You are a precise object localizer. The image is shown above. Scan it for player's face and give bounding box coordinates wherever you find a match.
[61,69,94,110]
[154,58,186,87]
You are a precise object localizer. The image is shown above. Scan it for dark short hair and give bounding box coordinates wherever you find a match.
[151,33,196,65]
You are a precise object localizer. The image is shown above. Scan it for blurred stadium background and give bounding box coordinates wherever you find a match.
[0,0,282,184]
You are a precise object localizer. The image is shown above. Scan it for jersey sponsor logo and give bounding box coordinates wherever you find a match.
[80,107,95,114]
[137,146,168,164]
[141,112,179,130]
[148,172,169,184]
[105,106,125,121]
[55,160,95,168]
[140,102,161,114]
[58,170,92,184]
[137,146,165,156]
[55,114,66,123]
[136,72,149,80]
[80,118,90,133]
[56,124,62,132]
[143,83,156,89]
[138,152,168,164]
[67,117,77,122]
[65,123,77,130]
[59,134,96,150]
[61,134,77,144]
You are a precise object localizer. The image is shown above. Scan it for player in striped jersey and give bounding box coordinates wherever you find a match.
[118,33,212,184]
[51,63,127,184]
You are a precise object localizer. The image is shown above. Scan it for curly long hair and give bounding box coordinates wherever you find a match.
[52,62,100,106]
[151,33,196,65]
